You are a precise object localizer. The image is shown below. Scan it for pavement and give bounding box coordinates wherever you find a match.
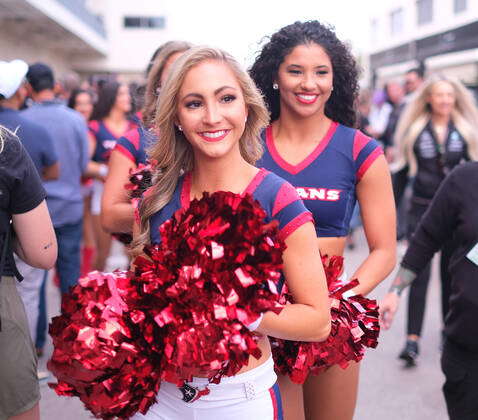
[38,232,448,419]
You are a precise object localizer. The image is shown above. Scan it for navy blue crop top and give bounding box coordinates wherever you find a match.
[88,119,138,163]
[256,122,383,237]
[149,169,313,245]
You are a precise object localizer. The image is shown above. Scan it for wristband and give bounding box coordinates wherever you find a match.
[246,313,263,332]
[98,164,108,178]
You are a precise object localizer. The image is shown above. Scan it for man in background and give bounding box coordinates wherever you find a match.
[22,62,89,355]
[0,59,59,351]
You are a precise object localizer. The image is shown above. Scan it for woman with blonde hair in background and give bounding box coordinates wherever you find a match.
[131,46,331,419]
[392,73,478,366]
[102,40,191,236]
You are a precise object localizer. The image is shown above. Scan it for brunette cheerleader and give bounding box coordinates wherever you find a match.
[250,21,396,420]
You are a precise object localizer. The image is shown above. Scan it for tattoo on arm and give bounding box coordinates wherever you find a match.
[43,242,53,250]
[389,266,417,296]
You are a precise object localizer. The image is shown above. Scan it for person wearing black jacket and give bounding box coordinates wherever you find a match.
[380,161,478,420]
[391,74,478,364]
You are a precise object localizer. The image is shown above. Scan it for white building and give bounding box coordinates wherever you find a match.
[368,0,478,87]
[0,0,173,82]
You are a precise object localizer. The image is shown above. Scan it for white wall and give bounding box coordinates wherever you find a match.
[0,29,76,76]
[82,0,173,77]
[369,0,478,54]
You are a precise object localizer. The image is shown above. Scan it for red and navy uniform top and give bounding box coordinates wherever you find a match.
[149,168,313,244]
[257,122,383,237]
[114,125,156,166]
[88,119,138,163]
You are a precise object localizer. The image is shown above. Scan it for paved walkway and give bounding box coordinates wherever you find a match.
[38,233,448,419]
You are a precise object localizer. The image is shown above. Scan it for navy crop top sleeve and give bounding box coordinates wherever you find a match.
[114,126,156,166]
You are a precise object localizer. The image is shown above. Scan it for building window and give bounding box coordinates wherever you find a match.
[390,8,404,36]
[454,0,467,13]
[124,16,166,29]
[416,0,433,25]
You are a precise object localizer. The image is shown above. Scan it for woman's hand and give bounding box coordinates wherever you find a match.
[379,292,400,330]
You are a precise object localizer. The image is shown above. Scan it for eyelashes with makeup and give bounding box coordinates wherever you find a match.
[287,69,329,76]
[184,94,237,109]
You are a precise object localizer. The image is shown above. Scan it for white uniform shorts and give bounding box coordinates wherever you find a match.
[132,356,283,420]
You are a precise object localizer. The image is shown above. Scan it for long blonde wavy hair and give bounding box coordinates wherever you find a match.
[393,74,478,175]
[142,40,192,127]
[132,46,270,255]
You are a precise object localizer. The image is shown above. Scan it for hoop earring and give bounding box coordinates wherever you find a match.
[272,83,279,90]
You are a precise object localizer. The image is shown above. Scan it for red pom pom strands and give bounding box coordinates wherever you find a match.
[271,256,380,384]
[48,271,162,419]
[134,191,285,385]
[125,161,156,200]
[48,191,285,418]
[112,161,156,246]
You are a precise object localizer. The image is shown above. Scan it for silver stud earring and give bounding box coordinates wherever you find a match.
[272,83,279,90]
[178,125,183,131]
[331,87,334,91]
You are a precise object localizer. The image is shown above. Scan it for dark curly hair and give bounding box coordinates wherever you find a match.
[250,21,359,127]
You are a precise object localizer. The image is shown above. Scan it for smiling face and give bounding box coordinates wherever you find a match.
[427,81,456,118]
[113,84,132,113]
[176,59,248,161]
[74,92,93,121]
[276,42,333,119]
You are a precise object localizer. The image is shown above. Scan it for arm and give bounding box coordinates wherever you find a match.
[256,222,331,342]
[352,155,397,296]
[38,125,59,181]
[42,162,60,181]
[12,200,57,269]
[101,149,136,233]
[380,171,459,328]
[80,129,109,180]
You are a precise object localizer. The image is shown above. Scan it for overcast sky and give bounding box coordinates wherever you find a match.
[164,0,383,66]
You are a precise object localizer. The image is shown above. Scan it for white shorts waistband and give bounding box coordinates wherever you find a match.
[161,356,276,401]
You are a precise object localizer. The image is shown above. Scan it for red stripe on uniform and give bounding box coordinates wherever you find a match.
[124,127,141,150]
[269,387,279,420]
[114,144,135,163]
[88,119,100,134]
[352,130,372,161]
[356,147,383,181]
[272,182,301,217]
[180,172,192,209]
[243,168,269,196]
[279,212,314,241]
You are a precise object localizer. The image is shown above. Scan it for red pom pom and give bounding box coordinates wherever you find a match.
[48,271,162,419]
[133,191,285,385]
[271,256,380,384]
[125,161,156,199]
[49,191,285,417]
